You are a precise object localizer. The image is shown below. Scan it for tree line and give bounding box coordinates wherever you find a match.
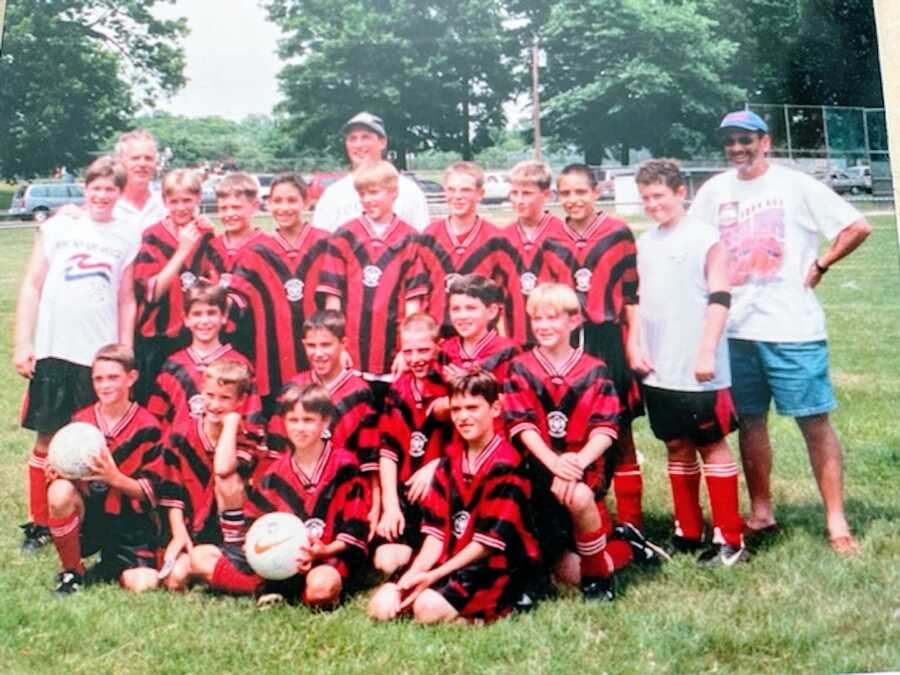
[0,0,884,180]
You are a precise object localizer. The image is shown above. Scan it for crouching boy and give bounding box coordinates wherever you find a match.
[190,383,370,607]
[368,371,538,624]
[48,344,163,595]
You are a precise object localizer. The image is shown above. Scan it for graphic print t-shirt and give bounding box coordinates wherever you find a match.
[688,164,861,342]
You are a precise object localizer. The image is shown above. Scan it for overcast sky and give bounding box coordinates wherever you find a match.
[155,0,284,120]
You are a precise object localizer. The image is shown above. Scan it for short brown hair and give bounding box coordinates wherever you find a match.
[352,160,399,191]
[448,370,501,405]
[508,160,552,191]
[92,343,136,371]
[203,359,253,398]
[85,156,127,190]
[278,382,336,419]
[444,161,485,189]
[635,158,685,191]
[401,313,439,340]
[215,172,258,200]
[303,310,346,340]
[270,172,308,201]
[448,273,501,307]
[183,279,227,314]
[558,163,597,189]
[162,168,203,196]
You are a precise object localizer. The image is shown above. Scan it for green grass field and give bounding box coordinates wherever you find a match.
[0,216,898,674]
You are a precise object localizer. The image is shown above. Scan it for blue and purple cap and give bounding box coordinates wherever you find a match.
[718,110,769,134]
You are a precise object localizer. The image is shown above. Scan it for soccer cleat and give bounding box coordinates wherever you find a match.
[697,543,749,568]
[665,535,706,558]
[256,592,285,610]
[614,523,668,565]
[514,570,555,612]
[20,522,52,553]
[581,576,615,603]
[54,570,84,596]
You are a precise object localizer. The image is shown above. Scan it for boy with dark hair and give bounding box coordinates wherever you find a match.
[632,158,746,565]
[132,168,215,403]
[147,280,263,434]
[505,283,660,602]
[48,344,164,594]
[159,359,264,591]
[228,173,331,413]
[189,382,370,607]
[544,163,645,533]
[502,160,569,346]
[438,274,520,384]
[318,160,429,402]
[373,313,451,577]
[368,371,538,624]
[14,155,140,552]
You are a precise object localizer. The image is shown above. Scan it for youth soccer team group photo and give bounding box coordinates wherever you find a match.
[11,107,872,626]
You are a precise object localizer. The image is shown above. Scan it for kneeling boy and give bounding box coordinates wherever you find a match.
[190,383,370,607]
[48,344,163,595]
[368,371,538,624]
[505,283,660,603]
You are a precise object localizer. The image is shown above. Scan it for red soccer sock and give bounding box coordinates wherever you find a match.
[575,527,613,579]
[211,555,262,595]
[28,450,49,527]
[704,462,745,548]
[219,509,244,545]
[613,462,644,529]
[668,460,704,541]
[49,512,85,574]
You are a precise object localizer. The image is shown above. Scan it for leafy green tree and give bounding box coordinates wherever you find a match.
[0,0,186,180]
[264,0,517,164]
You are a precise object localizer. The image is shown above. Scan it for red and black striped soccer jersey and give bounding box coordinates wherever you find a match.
[438,330,521,383]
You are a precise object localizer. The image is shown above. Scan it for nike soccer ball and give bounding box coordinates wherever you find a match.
[244,512,309,580]
[47,422,107,480]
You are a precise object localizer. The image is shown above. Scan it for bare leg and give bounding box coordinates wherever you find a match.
[736,413,777,530]
[796,413,853,541]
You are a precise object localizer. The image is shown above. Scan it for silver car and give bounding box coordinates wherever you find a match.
[9,182,85,222]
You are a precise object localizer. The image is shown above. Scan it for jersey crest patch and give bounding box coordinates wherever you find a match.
[189,394,206,418]
[409,431,427,458]
[520,272,537,295]
[362,265,382,288]
[304,517,326,540]
[284,278,304,302]
[547,410,569,439]
[179,271,197,291]
[452,510,471,539]
[574,268,592,293]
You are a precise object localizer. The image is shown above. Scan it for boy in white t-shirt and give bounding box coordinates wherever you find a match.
[13,156,140,553]
[630,159,746,567]
[688,110,872,555]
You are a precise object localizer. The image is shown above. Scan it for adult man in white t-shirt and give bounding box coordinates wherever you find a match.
[112,129,167,238]
[688,110,872,554]
[312,112,430,232]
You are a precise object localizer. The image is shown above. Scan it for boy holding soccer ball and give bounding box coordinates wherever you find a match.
[190,383,370,607]
[48,344,164,595]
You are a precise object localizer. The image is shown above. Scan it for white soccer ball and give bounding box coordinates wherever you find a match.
[47,422,107,480]
[244,512,309,580]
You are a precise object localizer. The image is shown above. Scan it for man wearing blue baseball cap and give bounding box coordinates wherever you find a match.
[312,111,429,232]
[688,110,872,555]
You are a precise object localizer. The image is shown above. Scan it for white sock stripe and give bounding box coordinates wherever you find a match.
[29,455,48,469]
[575,536,607,556]
[50,516,81,538]
[614,469,642,477]
[704,463,739,477]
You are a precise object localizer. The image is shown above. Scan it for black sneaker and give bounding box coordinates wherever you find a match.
[20,522,52,553]
[614,523,668,565]
[665,535,706,558]
[697,543,749,568]
[514,570,554,613]
[54,570,84,596]
[581,576,615,603]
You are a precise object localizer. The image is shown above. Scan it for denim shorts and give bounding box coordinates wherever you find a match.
[728,339,836,418]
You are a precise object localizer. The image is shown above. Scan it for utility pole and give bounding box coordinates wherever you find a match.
[532,37,542,161]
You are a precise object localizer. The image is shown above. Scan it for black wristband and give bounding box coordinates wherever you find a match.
[708,291,731,308]
[815,260,829,274]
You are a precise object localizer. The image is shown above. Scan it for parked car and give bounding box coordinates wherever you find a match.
[8,182,85,222]
[304,171,346,210]
[844,165,872,193]
[483,171,510,204]
[592,168,632,201]
[403,172,446,204]
[822,170,868,195]
[254,174,275,210]
[200,178,220,214]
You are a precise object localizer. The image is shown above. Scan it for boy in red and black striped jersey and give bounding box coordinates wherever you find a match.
[368,372,538,624]
[47,344,163,595]
[373,314,452,577]
[417,162,509,336]
[158,359,265,591]
[544,164,645,533]
[502,161,570,346]
[147,281,263,435]
[504,284,660,602]
[132,169,216,403]
[438,274,520,384]
[317,161,429,402]
[228,174,331,413]
[190,383,370,607]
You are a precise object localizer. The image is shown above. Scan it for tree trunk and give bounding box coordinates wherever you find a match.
[462,80,473,160]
